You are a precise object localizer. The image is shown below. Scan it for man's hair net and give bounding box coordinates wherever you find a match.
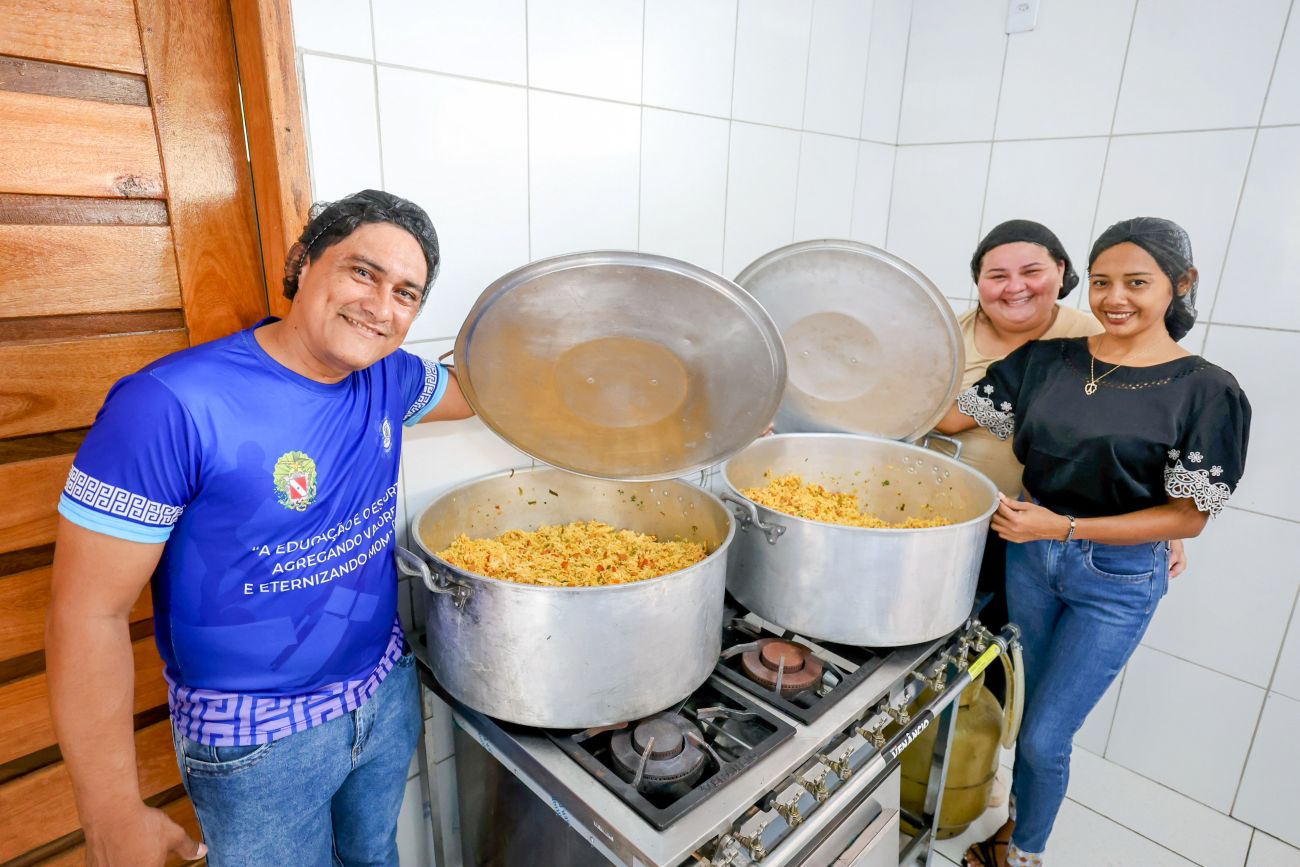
[1088,217,1198,342]
[970,219,1079,299]
[284,189,440,308]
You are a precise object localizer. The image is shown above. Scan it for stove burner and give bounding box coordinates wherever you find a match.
[610,713,707,794]
[741,638,824,696]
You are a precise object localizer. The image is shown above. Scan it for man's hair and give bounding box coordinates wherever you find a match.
[283,190,440,308]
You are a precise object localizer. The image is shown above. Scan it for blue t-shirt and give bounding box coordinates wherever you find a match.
[59,320,447,744]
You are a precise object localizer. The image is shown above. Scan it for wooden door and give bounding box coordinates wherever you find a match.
[0,1,307,863]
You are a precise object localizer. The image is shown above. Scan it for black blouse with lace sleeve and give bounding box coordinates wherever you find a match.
[956,337,1251,519]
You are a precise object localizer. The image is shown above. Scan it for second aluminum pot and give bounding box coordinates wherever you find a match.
[720,433,997,646]
[401,466,733,728]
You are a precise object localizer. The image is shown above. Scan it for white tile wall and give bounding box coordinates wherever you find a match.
[887,142,990,297]
[639,108,730,271]
[1214,126,1300,331]
[1106,646,1265,812]
[300,54,382,201]
[528,91,641,259]
[1247,830,1300,866]
[802,0,873,138]
[378,67,529,343]
[1091,129,1255,317]
[292,0,373,59]
[527,0,643,103]
[897,0,1005,144]
[401,417,532,517]
[372,0,527,84]
[642,0,737,117]
[995,0,1133,141]
[731,0,814,129]
[793,132,858,240]
[1203,325,1300,522]
[849,141,894,247]
[722,121,801,276]
[1233,692,1300,849]
[981,137,1109,276]
[1263,10,1300,125]
[1113,0,1290,135]
[859,0,910,143]
[1142,509,1300,687]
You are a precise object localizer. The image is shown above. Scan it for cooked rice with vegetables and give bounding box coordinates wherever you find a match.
[436,520,708,586]
[742,473,952,529]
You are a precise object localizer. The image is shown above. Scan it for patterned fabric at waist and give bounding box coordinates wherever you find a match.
[167,619,405,746]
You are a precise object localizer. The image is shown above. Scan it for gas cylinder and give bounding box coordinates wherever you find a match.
[899,671,1004,839]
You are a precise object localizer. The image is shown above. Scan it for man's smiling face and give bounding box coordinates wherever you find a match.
[290,222,427,377]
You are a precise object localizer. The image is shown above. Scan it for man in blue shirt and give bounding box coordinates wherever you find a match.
[46,190,474,866]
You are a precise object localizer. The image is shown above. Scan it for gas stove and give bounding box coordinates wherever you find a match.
[550,677,795,830]
[713,611,890,725]
[412,606,1005,867]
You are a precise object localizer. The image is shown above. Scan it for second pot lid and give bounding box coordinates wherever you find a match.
[455,251,787,481]
[734,240,963,441]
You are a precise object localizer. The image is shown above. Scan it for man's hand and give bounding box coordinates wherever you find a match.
[1169,539,1187,578]
[990,492,1069,543]
[85,804,205,867]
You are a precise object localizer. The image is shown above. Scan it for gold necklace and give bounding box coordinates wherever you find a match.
[1085,339,1153,396]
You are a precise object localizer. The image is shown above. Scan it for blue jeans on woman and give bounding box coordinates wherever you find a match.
[172,653,422,866]
[1007,537,1169,854]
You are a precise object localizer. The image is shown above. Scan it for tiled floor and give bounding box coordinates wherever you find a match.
[916,751,1300,867]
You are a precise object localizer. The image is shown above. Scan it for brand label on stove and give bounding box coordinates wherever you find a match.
[887,710,935,762]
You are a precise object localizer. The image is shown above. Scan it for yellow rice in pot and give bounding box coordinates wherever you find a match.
[436,520,708,587]
[741,473,952,529]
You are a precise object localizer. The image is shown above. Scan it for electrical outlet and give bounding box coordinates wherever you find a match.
[1006,0,1040,33]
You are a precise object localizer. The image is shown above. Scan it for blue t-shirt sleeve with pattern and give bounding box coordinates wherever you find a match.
[58,374,199,543]
[396,348,450,426]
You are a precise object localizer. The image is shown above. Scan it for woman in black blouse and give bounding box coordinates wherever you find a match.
[937,217,1251,867]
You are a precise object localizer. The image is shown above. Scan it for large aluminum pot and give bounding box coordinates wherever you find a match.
[720,433,997,646]
[402,466,733,728]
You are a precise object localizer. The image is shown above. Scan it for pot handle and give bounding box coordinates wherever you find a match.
[921,432,963,461]
[720,493,786,545]
[395,546,473,610]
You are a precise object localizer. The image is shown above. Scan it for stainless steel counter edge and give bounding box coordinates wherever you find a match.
[412,633,946,867]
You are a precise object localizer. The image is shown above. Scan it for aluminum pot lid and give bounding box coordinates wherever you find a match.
[454,251,787,481]
[734,240,963,441]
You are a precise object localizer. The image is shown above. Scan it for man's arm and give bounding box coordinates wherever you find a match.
[417,366,474,423]
[46,518,204,866]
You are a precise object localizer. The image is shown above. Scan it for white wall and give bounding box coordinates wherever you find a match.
[880,1,1300,863]
[292,1,1300,864]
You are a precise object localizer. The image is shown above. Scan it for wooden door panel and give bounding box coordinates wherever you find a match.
[0,566,152,662]
[0,90,164,198]
[0,454,73,554]
[0,720,181,862]
[0,330,189,440]
[37,794,205,867]
[0,225,182,319]
[0,0,145,74]
[0,638,167,767]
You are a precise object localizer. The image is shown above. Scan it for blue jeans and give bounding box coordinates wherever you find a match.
[1007,538,1169,853]
[172,653,422,867]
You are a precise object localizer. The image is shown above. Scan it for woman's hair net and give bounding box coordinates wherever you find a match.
[970,219,1079,299]
[1088,217,1198,342]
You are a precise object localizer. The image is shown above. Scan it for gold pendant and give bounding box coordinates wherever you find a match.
[1084,382,1097,396]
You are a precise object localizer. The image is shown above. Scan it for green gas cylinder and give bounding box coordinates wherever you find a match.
[899,671,1004,839]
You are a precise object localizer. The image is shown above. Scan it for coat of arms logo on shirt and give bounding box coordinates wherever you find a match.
[381,416,393,453]
[273,451,318,511]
